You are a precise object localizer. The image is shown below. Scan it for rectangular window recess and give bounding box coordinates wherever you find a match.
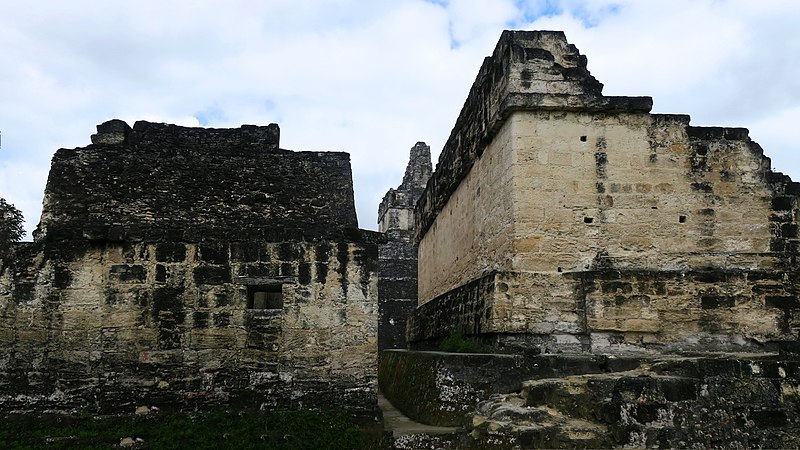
[248,284,283,310]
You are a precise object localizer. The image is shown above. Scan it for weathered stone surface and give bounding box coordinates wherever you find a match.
[410,30,800,356]
[379,350,527,427]
[414,30,652,245]
[380,351,800,448]
[409,268,797,354]
[378,143,431,353]
[384,29,800,447]
[0,121,381,416]
[38,120,356,243]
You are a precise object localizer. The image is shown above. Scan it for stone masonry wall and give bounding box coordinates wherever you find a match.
[0,121,382,415]
[379,350,800,448]
[378,142,431,353]
[0,238,380,413]
[414,30,651,245]
[416,117,516,303]
[38,120,358,243]
[508,111,789,273]
[409,30,799,355]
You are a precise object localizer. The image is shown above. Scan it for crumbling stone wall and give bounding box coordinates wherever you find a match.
[377,142,431,353]
[38,120,357,243]
[0,121,381,415]
[409,30,799,355]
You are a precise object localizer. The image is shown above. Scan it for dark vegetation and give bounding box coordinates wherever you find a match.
[439,329,482,353]
[0,409,374,450]
[0,197,24,258]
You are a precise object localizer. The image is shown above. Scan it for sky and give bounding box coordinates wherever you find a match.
[1,0,799,238]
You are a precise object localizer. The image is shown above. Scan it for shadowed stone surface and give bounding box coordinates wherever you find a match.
[378,143,431,353]
[380,350,800,448]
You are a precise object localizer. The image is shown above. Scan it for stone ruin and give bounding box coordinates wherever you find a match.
[406,30,799,355]
[1,29,799,448]
[1,119,382,415]
[378,142,432,353]
[380,31,800,448]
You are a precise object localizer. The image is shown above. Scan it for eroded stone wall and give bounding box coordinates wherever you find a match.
[0,120,381,415]
[38,120,357,243]
[509,111,784,272]
[409,30,799,355]
[1,238,379,413]
[378,142,431,352]
[379,350,800,449]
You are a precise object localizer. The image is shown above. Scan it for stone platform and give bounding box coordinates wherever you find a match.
[379,349,800,448]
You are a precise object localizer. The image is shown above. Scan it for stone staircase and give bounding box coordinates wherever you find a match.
[465,361,799,449]
[380,351,800,448]
[468,389,612,448]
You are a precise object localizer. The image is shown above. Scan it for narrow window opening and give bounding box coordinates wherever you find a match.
[248,284,283,310]
[679,215,687,223]
[557,267,563,273]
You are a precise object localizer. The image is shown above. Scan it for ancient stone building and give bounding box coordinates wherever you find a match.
[380,30,800,448]
[3,27,800,448]
[0,120,382,414]
[406,30,800,355]
[377,142,432,353]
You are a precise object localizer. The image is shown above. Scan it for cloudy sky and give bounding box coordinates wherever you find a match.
[2,0,799,238]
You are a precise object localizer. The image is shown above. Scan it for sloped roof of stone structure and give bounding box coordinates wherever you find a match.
[37,120,359,243]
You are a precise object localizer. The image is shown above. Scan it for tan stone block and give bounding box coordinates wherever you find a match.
[514,235,542,253]
[620,319,661,333]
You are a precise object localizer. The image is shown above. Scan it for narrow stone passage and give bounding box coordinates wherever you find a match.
[378,392,459,437]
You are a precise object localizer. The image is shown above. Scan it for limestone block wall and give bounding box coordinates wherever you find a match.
[509,111,784,273]
[378,143,431,352]
[417,122,516,303]
[410,108,800,353]
[409,268,797,355]
[414,30,651,249]
[0,119,382,414]
[37,120,357,243]
[409,30,799,354]
[0,236,379,414]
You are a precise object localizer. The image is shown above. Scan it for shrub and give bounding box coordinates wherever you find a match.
[0,197,24,257]
[439,329,481,353]
[0,409,362,450]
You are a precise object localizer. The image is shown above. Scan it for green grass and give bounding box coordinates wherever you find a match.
[439,329,482,353]
[0,409,364,450]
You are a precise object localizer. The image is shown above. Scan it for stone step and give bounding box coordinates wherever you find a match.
[466,392,613,448]
[521,371,700,423]
[462,371,706,448]
[522,375,615,423]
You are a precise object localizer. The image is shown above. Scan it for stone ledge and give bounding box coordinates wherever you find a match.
[379,349,800,431]
[378,350,645,427]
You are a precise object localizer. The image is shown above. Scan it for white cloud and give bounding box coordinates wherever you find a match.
[1,0,798,237]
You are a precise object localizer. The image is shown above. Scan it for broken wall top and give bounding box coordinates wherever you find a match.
[414,30,653,241]
[37,120,362,244]
[378,141,432,226]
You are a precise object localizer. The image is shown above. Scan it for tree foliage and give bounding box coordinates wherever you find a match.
[0,197,24,257]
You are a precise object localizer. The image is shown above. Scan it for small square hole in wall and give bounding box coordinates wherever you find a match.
[679,215,687,223]
[584,217,594,224]
[248,285,283,310]
[580,136,587,142]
